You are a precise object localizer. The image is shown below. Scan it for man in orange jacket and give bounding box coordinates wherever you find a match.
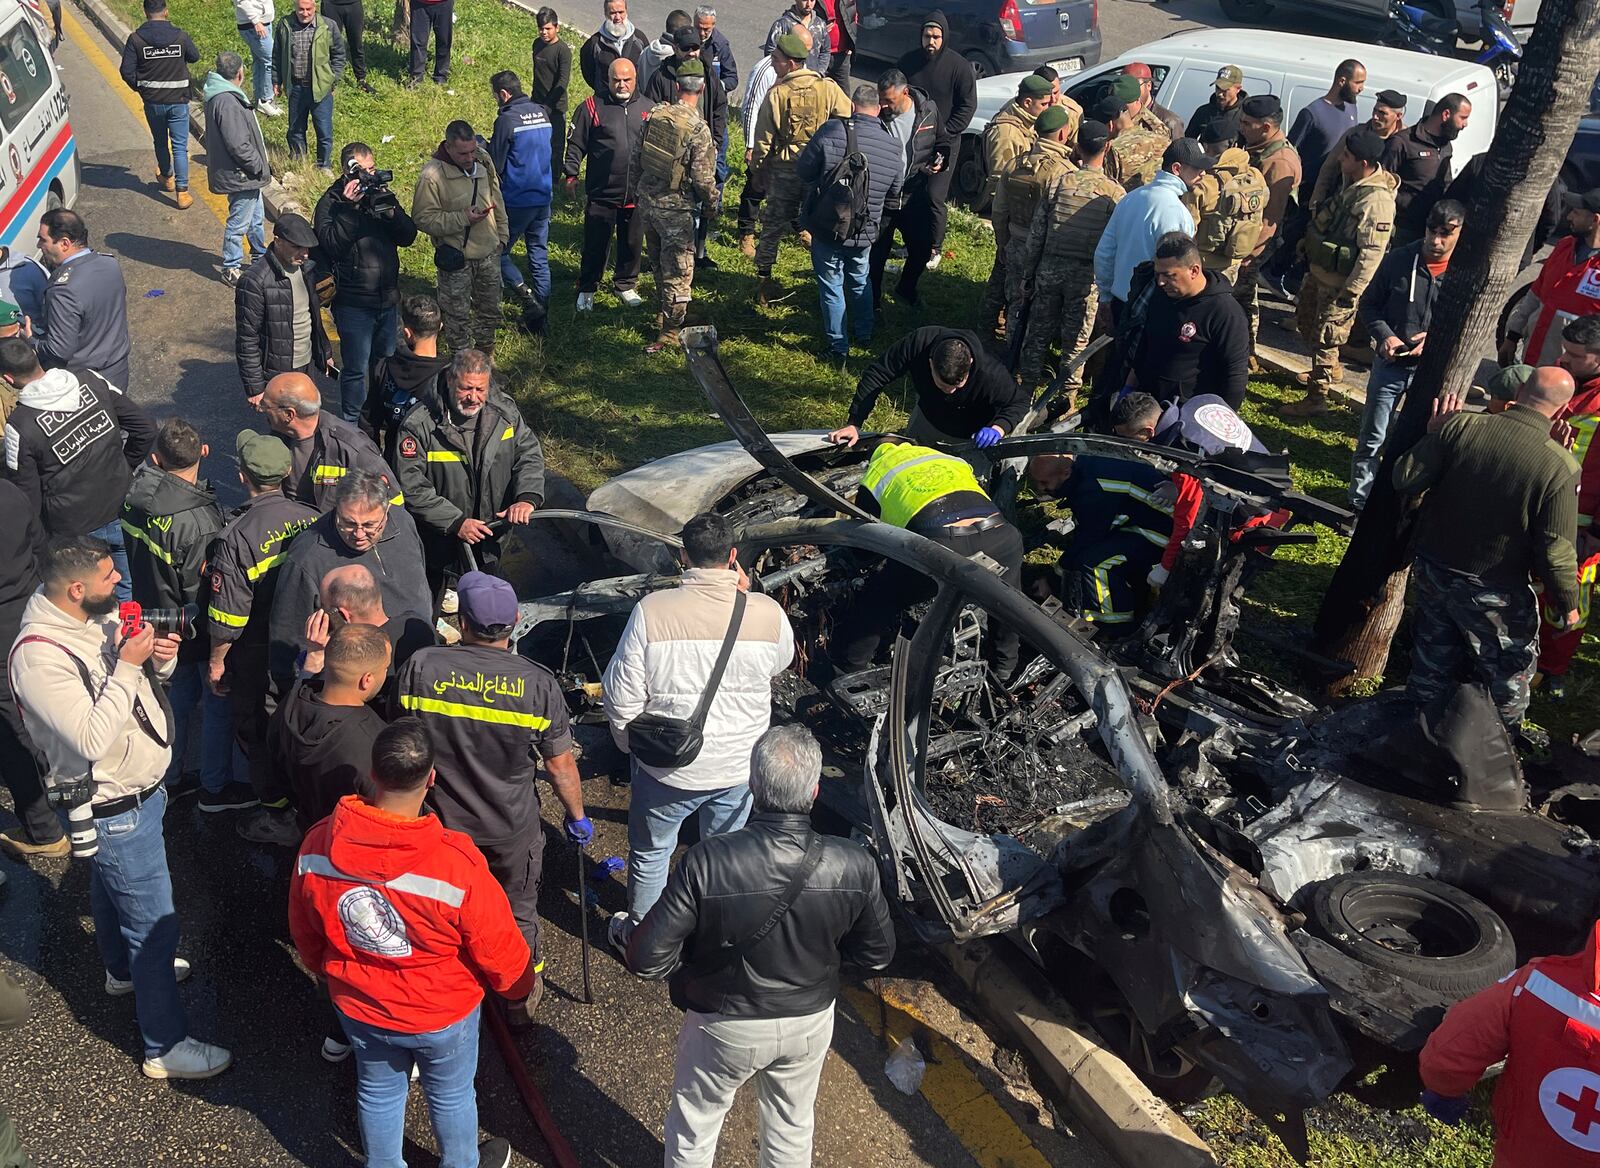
[289,718,532,1168]
[1419,920,1600,1165]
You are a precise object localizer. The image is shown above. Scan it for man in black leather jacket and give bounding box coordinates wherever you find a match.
[624,724,894,1165]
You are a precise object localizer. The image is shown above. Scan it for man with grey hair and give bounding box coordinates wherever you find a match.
[202,49,271,286]
[258,370,398,510]
[394,348,546,593]
[624,723,894,1167]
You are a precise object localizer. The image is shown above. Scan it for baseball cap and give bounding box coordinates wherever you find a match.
[1123,62,1152,80]
[0,300,21,328]
[1567,188,1600,213]
[1197,118,1234,147]
[1091,95,1125,124]
[1345,126,1386,165]
[1019,73,1051,99]
[1036,104,1071,135]
[1487,364,1533,401]
[1111,75,1142,105]
[672,27,701,50]
[1375,88,1408,110]
[236,429,292,483]
[457,571,519,632]
[1163,137,1216,171]
[774,32,808,61]
[1242,94,1282,120]
[1214,65,1243,91]
[274,212,318,249]
[1077,119,1111,155]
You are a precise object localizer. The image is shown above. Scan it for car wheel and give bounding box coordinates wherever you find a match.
[963,49,999,80]
[1497,283,1530,349]
[1218,0,1275,20]
[1082,967,1218,1104]
[1309,872,1517,996]
[955,135,988,209]
[45,185,62,213]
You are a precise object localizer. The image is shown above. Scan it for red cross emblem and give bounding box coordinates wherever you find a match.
[1541,1067,1600,1151]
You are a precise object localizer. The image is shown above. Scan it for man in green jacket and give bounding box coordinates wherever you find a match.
[413,120,509,355]
[1394,366,1584,730]
[272,0,346,171]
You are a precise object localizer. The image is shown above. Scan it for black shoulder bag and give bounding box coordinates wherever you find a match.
[626,589,747,769]
[699,832,825,973]
[434,173,477,273]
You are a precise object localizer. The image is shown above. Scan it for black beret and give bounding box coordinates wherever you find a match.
[1345,126,1386,164]
[1376,88,1408,109]
[1091,95,1125,123]
[1241,94,1281,119]
[1077,119,1111,155]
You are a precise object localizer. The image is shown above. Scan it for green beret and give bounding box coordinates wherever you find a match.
[0,300,20,328]
[775,32,808,61]
[1019,74,1051,98]
[236,429,292,483]
[1487,364,1534,400]
[676,58,705,78]
[1036,104,1071,134]
[1112,75,1142,104]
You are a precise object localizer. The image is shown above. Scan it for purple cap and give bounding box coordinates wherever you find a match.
[457,571,518,631]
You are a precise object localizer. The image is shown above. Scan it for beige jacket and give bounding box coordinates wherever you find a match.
[750,69,850,172]
[412,146,509,262]
[10,592,175,805]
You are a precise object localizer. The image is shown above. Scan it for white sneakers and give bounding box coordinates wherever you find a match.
[106,957,191,997]
[926,249,942,271]
[143,1037,233,1080]
[576,292,595,311]
[256,99,283,117]
[618,289,644,308]
[607,911,632,960]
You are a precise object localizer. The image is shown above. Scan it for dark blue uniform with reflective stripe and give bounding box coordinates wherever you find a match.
[1057,456,1174,625]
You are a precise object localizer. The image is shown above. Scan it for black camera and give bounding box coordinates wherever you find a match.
[121,601,200,642]
[346,159,394,199]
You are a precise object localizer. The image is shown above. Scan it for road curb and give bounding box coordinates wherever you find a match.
[938,939,1219,1168]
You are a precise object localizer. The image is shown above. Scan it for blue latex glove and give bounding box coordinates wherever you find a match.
[1420,1089,1470,1126]
[973,426,1003,449]
[564,815,594,845]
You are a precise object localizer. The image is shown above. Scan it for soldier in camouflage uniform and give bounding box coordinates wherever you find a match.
[750,32,850,306]
[1284,126,1398,415]
[1016,119,1123,405]
[1103,79,1167,191]
[631,59,717,353]
[978,73,1054,335]
[1182,146,1268,285]
[994,105,1076,355]
[1236,95,1303,364]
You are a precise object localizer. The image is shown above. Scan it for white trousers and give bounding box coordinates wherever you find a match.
[662,1003,836,1168]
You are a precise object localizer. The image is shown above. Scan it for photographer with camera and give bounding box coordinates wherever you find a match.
[314,142,419,425]
[7,536,233,1081]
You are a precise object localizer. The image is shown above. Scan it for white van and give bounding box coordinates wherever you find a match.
[0,0,79,251]
[958,29,1498,203]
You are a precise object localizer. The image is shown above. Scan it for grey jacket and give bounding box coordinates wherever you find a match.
[202,73,269,194]
[38,252,131,392]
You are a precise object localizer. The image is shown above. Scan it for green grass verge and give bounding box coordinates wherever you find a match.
[125,5,1596,1165]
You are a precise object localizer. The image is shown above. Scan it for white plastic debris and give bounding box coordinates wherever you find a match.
[884,1037,926,1094]
[381,135,395,143]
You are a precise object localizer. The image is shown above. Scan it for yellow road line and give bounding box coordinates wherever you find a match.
[841,984,1052,1168]
[61,7,229,229]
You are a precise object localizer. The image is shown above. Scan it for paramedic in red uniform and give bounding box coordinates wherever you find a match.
[1418,920,1600,1166]
[1500,190,1600,369]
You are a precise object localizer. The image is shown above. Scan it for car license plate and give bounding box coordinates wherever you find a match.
[1051,57,1084,73]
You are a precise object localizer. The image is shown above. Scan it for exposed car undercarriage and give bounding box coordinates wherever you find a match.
[506,328,1600,1160]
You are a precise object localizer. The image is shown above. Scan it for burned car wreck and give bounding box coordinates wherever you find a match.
[505,328,1600,1152]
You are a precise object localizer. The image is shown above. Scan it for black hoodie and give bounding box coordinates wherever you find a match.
[271,679,387,829]
[1131,270,1251,410]
[121,462,225,663]
[368,343,451,460]
[895,11,977,140]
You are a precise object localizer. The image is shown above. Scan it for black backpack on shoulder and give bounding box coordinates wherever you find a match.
[803,120,872,245]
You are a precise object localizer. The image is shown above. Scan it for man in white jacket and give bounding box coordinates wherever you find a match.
[8,536,233,1080]
[602,512,795,936]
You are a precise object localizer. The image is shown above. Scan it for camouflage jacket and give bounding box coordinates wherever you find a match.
[631,99,717,210]
[982,100,1037,200]
[1023,162,1125,276]
[1106,126,1167,190]
[1247,134,1302,255]
[1305,166,1399,298]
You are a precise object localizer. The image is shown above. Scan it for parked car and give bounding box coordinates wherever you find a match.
[853,0,1101,80]
[1216,0,1538,40]
[955,29,1499,204]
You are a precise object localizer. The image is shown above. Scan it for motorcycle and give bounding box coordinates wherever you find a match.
[1381,0,1522,100]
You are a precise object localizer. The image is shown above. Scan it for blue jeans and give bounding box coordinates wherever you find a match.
[331,302,398,423]
[222,190,266,272]
[91,518,132,601]
[626,761,752,920]
[499,202,552,305]
[144,103,189,191]
[811,240,873,356]
[286,86,334,168]
[1349,354,1413,510]
[88,785,187,1058]
[338,1004,483,1168]
[238,22,273,103]
[163,663,243,793]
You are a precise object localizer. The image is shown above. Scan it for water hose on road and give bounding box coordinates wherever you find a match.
[484,1000,580,1168]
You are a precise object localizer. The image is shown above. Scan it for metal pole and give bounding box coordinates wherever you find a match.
[577,841,593,1004]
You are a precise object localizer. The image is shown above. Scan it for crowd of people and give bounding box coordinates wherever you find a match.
[0,0,1595,1166]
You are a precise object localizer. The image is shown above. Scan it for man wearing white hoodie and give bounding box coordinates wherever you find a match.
[9,536,233,1080]
[233,0,282,116]
[579,0,649,92]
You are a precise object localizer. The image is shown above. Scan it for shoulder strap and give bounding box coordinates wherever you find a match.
[845,118,857,158]
[688,588,746,730]
[700,831,825,972]
[9,634,172,749]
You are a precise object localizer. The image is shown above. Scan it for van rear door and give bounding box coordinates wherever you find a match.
[1431,64,1498,162]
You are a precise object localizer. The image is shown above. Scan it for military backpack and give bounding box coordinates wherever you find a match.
[639,105,696,190]
[1001,148,1071,239]
[1197,159,1269,263]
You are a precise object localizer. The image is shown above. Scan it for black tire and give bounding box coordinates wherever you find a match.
[1218,0,1275,20]
[962,49,1000,80]
[1082,969,1218,1104]
[1309,872,1517,996]
[955,134,987,210]
[1497,283,1530,350]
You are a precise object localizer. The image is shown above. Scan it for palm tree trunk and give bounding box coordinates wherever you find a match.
[1312,0,1600,690]
[392,0,411,47]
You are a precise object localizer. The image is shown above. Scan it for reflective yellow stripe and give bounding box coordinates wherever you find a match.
[427,451,465,462]
[1101,479,1174,514]
[1121,525,1171,548]
[120,520,174,565]
[245,552,287,582]
[500,426,515,441]
[312,465,347,483]
[1086,554,1133,624]
[208,605,249,628]
[1572,414,1597,463]
[399,695,553,730]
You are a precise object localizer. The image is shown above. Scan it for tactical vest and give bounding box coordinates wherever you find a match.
[861,443,988,529]
[1309,185,1369,277]
[1000,145,1074,241]
[1196,153,1268,263]
[1040,167,1123,263]
[640,105,696,191]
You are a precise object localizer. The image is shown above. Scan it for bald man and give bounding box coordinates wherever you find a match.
[258,372,398,510]
[563,57,651,310]
[301,563,434,689]
[1394,367,1585,731]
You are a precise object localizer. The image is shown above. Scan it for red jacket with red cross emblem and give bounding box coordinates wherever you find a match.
[289,795,534,1033]
[1508,236,1600,368]
[1419,921,1600,1166]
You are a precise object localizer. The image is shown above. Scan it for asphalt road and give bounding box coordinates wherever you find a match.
[0,10,1117,1168]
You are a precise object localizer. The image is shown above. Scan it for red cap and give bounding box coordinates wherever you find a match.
[1123,62,1152,79]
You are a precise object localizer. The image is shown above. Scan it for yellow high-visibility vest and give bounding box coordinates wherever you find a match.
[860,443,987,529]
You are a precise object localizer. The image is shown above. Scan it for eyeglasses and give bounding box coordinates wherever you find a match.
[335,514,387,534]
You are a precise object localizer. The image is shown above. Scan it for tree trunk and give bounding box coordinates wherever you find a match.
[392,0,411,47]
[1312,0,1600,690]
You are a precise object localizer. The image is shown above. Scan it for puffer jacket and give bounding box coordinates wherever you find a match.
[412,145,508,262]
[202,71,270,194]
[627,812,896,1017]
[880,86,944,210]
[394,389,545,538]
[601,568,795,792]
[120,463,225,663]
[313,177,419,310]
[9,592,176,805]
[794,112,904,247]
[234,246,331,396]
